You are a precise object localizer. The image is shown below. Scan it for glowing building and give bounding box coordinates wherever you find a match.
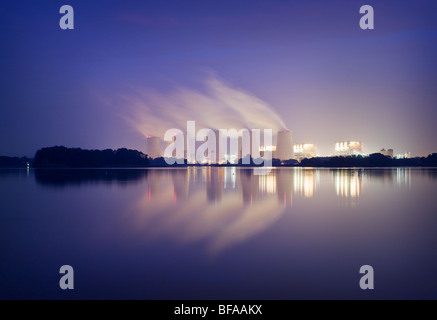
[146,136,162,159]
[294,144,316,161]
[395,152,411,159]
[275,130,294,161]
[335,141,362,156]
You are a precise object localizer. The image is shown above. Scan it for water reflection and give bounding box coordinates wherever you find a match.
[4,167,437,299]
[133,167,288,254]
[31,167,437,254]
[0,168,29,179]
[172,169,190,201]
[206,167,223,203]
[293,168,318,198]
[396,168,411,187]
[259,173,277,195]
[331,169,362,207]
[366,169,395,184]
[333,170,362,198]
[32,167,437,202]
[276,169,293,207]
[240,169,259,205]
[34,169,149,187]
[32,167,437,201]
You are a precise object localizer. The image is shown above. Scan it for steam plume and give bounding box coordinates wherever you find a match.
[119,76,287,137]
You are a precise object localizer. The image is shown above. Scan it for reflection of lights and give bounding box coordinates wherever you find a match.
[396,168,411,187]
[334,170,361,198]
[224,167,236,190]
[258,174,276,194]
[293,168,317,198]
[203,167,207,182]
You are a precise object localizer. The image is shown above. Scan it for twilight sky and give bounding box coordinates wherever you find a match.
[1,0,436,157]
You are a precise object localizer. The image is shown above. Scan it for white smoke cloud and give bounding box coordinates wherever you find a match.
[119,76,287,138]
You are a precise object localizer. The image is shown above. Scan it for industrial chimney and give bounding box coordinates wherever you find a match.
[275,130,294,161]
[146,136,162,159]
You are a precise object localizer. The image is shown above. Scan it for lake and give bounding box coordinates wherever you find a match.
[1,167,436,299]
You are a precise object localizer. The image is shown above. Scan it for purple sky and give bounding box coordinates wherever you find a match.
[1,0,436,157]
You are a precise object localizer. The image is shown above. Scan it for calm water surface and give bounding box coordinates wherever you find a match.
[1,167,436,299]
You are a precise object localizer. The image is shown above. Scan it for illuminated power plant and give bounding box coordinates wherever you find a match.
[275,130,294,161]
[335,141,362,156]
[146,136,162,159]
[154,124,410,162]
[395,152,411,159]
[294,144,316,161]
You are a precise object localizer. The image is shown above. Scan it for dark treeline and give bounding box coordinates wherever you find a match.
[4,146,437,168]
[300,153,437,167]
[32,146,301,168]
[33,146,150,168]
[0,156,31,168]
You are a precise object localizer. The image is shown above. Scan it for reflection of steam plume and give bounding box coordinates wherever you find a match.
[172,169,190,201]
[120,77,287,138]
[240,169,259,204]
[276,169,293,206]
[128,168,285,255]
[206,167,223,203]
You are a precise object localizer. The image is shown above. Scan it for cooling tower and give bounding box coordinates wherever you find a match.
[275,130,294,160]
[146,136,162,159]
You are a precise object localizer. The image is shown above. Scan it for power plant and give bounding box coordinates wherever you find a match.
[150,124,408,162]
[335,141,362,156]
[146,136,162,159]
[294,144,316,161]
[275,130,294,161]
